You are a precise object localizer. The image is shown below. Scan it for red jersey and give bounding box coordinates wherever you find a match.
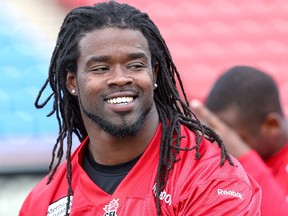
[239,146,288,216]
[266,144,288,198]
[19,124,261,216]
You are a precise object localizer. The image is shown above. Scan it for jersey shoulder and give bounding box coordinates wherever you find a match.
[19,141,86,215]
[164,125,261,215]
[176,124,253,183]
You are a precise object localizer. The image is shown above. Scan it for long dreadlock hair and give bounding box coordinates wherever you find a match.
[35,1,233,215]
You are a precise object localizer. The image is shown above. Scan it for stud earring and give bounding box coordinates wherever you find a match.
[154,83,158,89]
[71,89,76,94]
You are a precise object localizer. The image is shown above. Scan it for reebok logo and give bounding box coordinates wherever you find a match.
[217,188,243,199]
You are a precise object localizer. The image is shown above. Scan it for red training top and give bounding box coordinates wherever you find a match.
[239,145,288,216]
[19,124,261,216]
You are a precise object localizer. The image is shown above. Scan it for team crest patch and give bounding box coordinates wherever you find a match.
[103,198,119,216]
[47,196,73,216]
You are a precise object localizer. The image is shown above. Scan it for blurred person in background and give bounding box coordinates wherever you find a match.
[191,65,288,216]
[19,2,261,216]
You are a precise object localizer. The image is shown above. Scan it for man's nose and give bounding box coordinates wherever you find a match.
[106,66,133,86]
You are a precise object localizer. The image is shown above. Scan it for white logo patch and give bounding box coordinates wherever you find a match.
[217,188,243,199]
[47,196,73,216]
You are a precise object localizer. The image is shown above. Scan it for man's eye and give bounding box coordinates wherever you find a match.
[128,64,145,70]
[90,66,109,72]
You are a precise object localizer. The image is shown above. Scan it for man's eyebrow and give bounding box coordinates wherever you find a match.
[128,52,149,61]
[85,53,149,66]
[86,55,110,65]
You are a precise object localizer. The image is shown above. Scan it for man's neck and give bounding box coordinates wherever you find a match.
[87,111,159,165]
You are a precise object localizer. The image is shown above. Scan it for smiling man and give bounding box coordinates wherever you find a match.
[19,1,261,215]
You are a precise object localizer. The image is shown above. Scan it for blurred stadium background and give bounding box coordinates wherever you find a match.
[0,0,287,215]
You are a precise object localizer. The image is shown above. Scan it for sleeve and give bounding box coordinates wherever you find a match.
[18,176,53,216]
[239,150,288,216]
[18,192,35,216]
[173,173,261,216]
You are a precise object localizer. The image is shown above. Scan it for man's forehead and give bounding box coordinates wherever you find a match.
[78,28,149,53]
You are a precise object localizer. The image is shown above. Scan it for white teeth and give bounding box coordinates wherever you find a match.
[107,97,134,104]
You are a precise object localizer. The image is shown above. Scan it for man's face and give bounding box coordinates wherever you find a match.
[67,27,158,137]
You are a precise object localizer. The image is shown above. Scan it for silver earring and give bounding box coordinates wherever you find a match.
[71,89,76,94]
[154,83,158,89]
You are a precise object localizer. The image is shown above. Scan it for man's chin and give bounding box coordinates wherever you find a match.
[102,123,142,137]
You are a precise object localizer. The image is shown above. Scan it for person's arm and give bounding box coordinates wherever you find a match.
[190,99,288,216]
[190,99,250,158]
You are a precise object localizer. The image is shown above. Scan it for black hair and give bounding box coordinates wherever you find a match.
[35,1,233,215]
[205,65,283,130]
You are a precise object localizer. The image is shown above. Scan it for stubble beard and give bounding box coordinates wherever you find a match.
[80,99,153,137]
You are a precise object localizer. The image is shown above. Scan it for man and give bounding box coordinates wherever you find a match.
[19,2,261,215]
[191,65,288,216]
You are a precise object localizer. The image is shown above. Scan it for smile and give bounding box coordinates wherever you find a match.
[106,97,134,105]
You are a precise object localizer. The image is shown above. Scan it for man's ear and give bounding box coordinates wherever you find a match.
[260,112,282,137]
[152,62,159,85]
[66,70,78,96]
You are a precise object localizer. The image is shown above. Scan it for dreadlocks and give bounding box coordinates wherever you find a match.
[35,1,233,215]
